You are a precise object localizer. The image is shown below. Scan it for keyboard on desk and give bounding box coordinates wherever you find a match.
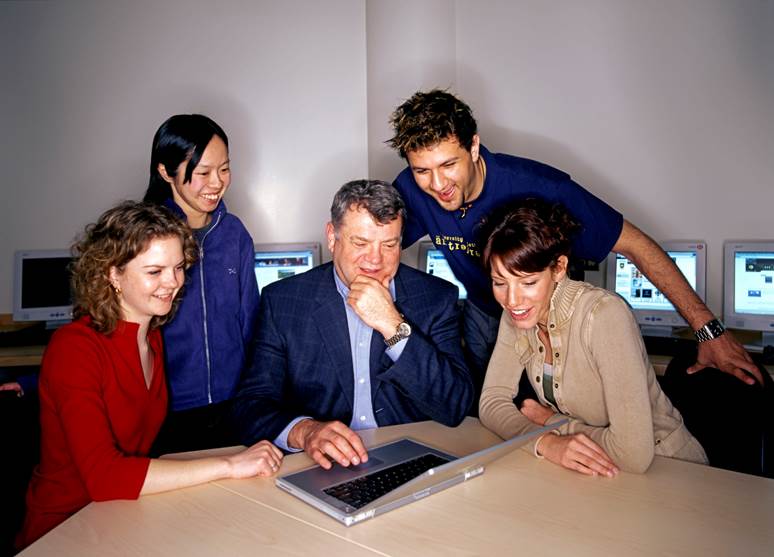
[323,453,451,509]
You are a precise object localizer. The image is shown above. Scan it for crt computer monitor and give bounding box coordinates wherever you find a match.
[13,249,74,327]
[253,242,322,292]
[723,240,774,351]
[417,241,467,300]
[605,241,706,337]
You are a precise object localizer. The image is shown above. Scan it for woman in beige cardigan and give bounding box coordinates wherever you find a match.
[478,199,707,475]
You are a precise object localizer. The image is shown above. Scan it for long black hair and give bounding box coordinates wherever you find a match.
[144,114,229,204]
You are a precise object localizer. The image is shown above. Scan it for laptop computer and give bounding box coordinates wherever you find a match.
[275,420,567,526]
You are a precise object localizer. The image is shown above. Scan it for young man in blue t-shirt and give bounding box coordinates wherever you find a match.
[389,89,760,393]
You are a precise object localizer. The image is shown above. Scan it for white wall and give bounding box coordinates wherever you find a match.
[2,0,772,316]
[365,0,457,266]
[455,0,774,312]
[0,0,368,312]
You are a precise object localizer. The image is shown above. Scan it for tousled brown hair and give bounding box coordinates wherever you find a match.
[387,89,477,158]
[71,201,197,334]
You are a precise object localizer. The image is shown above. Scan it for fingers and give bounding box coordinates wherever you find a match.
[0,382,23,394]
[349,274,385,288]
[745,367,763,386]
[694,335,763,385]
[685,362,706,375]
[731,367,760,386]
[728,355,763,385]
[519,398,539,411]
[305,421,369,470]
[519,399,553,426]
[347,276,397,326]
[348,275,389,301]
[545,433,618,478]
[233,441,284,478]
[264,440,284,460]
[570,435,618,477]
[519,400,540,424]
[252,443,283,469]
[688,358,761,385]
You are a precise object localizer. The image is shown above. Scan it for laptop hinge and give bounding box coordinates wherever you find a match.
[464,466,484,480]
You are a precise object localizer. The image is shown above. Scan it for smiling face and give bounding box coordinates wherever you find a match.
[160,135,231,227]
[109,236,186,325]
[405,135,482,212]
[490,255,568,330]
[327,206,402,288]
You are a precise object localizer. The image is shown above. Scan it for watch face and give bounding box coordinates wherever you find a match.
[398,322,411,337]
[696,319,725,342]
[709,321,725,336]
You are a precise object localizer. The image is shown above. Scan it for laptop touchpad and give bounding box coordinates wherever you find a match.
[335,457,384,472]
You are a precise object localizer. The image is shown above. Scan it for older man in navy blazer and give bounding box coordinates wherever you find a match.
[233,180,473,469]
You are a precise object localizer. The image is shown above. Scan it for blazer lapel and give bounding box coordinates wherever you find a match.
[369,266,409,397]
[311,268,355,411]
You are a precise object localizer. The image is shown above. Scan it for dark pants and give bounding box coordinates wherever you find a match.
[461,300,537,415]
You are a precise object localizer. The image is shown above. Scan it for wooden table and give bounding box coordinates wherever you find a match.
[19,418,774,556]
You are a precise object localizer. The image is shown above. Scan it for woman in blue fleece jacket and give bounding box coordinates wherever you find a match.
[144,114,260,454]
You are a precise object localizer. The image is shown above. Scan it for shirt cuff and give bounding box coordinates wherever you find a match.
[385,337,408,361]
[274,416,312,452]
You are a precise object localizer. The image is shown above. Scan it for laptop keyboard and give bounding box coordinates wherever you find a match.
[323,453,450,510]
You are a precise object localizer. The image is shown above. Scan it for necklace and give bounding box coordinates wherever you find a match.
[459,155,487,219]
[459,157,486,220]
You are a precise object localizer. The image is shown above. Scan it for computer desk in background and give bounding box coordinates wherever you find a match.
[0,315,46,368]
[3,312,772,376]
[19,418,774,557]
[0,345,44,367]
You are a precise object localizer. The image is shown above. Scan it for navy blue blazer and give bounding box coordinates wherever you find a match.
[232,262,473,445]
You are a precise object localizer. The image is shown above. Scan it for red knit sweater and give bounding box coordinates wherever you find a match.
[16,317,167,548]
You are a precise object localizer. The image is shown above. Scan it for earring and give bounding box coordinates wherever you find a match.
[112,283,122,295]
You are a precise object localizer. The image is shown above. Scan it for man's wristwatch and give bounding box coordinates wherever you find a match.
[385,320,411,347]
[694,318,726,343]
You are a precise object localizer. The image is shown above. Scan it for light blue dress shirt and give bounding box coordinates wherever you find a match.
[274,268,408,451]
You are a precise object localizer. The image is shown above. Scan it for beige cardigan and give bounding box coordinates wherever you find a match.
[479,278,707,473]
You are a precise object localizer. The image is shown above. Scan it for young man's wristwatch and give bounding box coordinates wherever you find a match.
[694,318,726,343]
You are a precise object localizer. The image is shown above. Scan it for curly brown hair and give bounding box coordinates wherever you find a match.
[478,198,581,275]
[387,89,478,158]
[71,201,197,334]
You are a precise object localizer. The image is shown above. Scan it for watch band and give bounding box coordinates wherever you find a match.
[385,321,411,347]
[694,318,726,343]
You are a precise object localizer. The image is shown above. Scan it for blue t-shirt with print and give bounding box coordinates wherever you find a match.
[393,145,623,317]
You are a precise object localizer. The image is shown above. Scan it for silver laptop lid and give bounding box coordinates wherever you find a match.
[356,420,568,517]
[277,420,566,526]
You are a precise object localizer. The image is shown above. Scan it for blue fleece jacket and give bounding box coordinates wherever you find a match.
[162,199,260,412]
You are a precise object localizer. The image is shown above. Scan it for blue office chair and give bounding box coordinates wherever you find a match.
[658,350,773,478]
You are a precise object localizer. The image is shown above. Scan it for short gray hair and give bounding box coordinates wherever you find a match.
[330,180,406,231]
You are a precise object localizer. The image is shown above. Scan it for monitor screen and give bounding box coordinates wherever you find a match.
[723,241,774,349]
[417,241,467,300]
[606,241,706,334]
[13,249,74,323]
[254,242,322,292]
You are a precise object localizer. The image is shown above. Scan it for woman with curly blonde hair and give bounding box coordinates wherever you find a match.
[16,201,282,550]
